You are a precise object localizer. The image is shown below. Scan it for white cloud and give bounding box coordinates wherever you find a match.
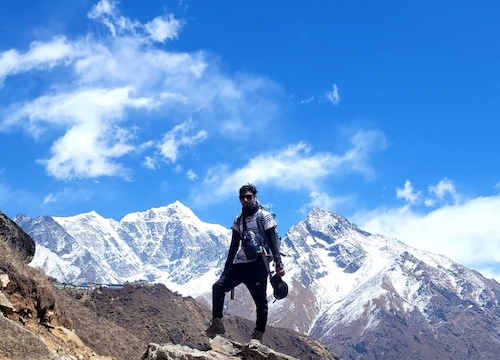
[145,15,183,43]
[186,169,197,181]
[0,1,282,180]
[40,186,94,208]
[0,37,75,85]
[397,178,460,208]
[5,87,154,179]
[88,0,183,43]
[158,120,208,163]
[300,96,315,104]
[354,190,500,282]
[88,0,140,38]
[306,191,337,211]
[325,83,340,106]
[143,156,156,170]
[201,130,387,199]
[43,194,56,205]
[426,177,459,206]
[396,180,421,204]
[42,122,134,179]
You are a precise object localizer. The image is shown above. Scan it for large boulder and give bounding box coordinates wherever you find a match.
[0,314,54,360]
[141,335,323,360]
[0,211,35,263]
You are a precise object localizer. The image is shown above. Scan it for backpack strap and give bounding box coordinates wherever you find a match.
[255,210,267,245]
[237,214,244,237]
[256,210,273,277]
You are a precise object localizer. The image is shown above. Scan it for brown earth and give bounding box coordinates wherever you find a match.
[1,234,336,360]
[55,283,337,359]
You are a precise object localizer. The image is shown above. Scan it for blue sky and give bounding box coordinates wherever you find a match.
[1,0,499,281]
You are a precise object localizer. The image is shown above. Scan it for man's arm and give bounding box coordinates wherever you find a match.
[265,227,285,276]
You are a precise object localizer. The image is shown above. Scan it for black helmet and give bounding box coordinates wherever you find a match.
[270,274,288,300]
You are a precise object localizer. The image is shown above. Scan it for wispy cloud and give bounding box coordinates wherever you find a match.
[42,193,56,205]
[299,96,315,104]
[425,177,459,206]
[0,0,282,180]
[354,181,500,282]
[143,156,156,170]
[186,169,197,181]
[0,36,75,85]
[200,129,387,201]
[397,178,460,207]
[158,119,208,163]
[397,180,421,204]
[303,191,343,213]
[325,83,340,106]
[89,0,183,43]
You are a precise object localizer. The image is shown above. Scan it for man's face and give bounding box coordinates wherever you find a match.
[239,191,255,208]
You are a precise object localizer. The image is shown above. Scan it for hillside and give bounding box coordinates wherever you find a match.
[0,211,336,359]
[15,203,500,360]
[0,239,106,360]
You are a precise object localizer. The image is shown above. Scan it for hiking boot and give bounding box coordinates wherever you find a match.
[250,330,264,344]
[206,318,225,338]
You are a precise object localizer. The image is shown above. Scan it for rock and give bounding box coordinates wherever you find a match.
[0,211,35,263]
[50,326,87,350]
[0,290,15,313]
[141,335,300,360]
[0,273,9,289]
[0,313,55,360]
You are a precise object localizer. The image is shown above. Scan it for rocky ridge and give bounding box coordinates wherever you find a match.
[1,211,336,359]
[15,203,500,359]
[0,211,35,262]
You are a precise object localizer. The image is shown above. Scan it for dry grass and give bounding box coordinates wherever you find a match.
[0,240,71,328]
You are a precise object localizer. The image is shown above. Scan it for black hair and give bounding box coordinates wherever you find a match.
[239,183,257,196]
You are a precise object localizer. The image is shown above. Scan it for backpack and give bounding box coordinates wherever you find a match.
[238,204,282,261]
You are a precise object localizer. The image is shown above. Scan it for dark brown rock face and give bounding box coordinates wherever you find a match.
[0,211,35,263]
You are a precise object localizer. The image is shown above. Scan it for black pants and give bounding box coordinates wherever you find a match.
[212,260,269,332]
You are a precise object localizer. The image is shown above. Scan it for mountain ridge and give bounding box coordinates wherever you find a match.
[15,201,500,359]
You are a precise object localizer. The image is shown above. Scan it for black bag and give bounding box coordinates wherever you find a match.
[241,216,264,260]
[242,229,264,260]
[270,274,288,300]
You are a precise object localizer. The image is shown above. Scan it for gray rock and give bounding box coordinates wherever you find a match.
[0,314,55,360]
[0,211,35,263]
[141,335,300,360]
[0,273,9,289]
[0,290,15,313]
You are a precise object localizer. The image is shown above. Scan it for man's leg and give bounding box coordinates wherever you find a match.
[245,261,269,337]
[207,266,242,337]
[212,266,242,319]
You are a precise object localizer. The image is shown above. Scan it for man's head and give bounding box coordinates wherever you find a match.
[239,184,257,208]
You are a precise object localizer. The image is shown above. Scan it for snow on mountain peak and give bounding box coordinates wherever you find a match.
[120,200,228,236]
[122,200,193,222]
[16,203,500,359]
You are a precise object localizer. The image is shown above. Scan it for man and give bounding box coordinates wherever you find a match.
[206,184,285,343]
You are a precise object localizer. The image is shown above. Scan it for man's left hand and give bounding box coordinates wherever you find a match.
[276,263,285,277]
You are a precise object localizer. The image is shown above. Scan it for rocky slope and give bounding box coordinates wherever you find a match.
[15,203,500,360]
[1,211,336,359]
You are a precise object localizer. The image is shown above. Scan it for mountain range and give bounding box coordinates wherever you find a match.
[15,201,500,359]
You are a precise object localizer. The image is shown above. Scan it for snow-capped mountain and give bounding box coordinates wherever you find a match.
[282,209,500,359]
[17,201,230,294]
[14,203,500,359]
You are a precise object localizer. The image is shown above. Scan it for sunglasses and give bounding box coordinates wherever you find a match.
[239,194,254,201]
